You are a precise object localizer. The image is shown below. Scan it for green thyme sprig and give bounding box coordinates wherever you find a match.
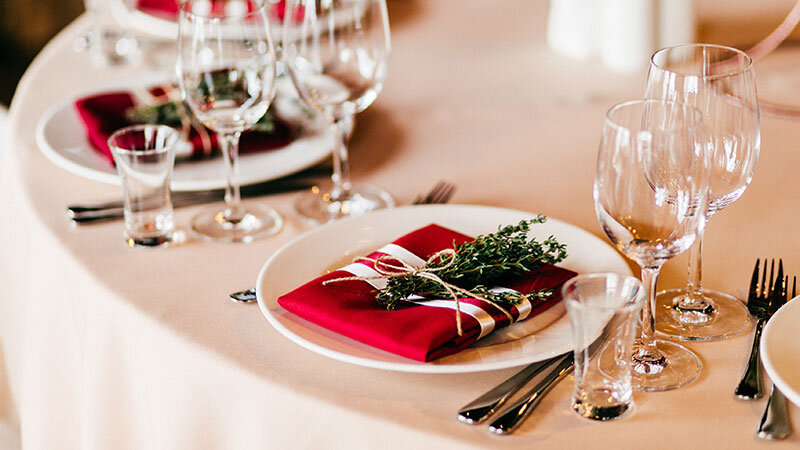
[125,102,281,134]
[375,217,567,310]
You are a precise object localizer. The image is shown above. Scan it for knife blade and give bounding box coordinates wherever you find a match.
[68,180,313,224]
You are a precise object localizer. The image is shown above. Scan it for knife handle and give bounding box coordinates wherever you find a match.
[457,354,563,425]
[488,354,574,435]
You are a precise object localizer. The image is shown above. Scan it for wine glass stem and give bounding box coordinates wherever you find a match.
[638,266,662,359]
[685,227,705,300]
[330,117,353,201]
[219,131,245,222]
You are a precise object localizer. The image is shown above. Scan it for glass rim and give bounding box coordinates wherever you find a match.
[107,124,180,156]
[562,273,646,312]
[180,0,268,21]
[650,43,754,80]
[603,99,703,135]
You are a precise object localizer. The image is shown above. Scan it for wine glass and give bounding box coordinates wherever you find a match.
[177,0,282,242]
[646,44,760,341]
[282,0,394,223]
[594,100,711,391]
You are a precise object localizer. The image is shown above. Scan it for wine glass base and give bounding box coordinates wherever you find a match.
[655,289,751,341]
[295,182,394,224]
[190,203,283,243]
[632,340,701,392]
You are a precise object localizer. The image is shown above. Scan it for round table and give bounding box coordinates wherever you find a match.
[3,1,800,448]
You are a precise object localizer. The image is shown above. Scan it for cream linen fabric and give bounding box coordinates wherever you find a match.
[3,1,800,448]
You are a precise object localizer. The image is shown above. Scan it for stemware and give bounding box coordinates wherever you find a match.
[594,100,710,391]
[282,0,394,223]
[176,0,282,242]
[646,44,760,340]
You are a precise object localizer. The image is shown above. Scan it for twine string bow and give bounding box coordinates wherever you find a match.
[322,249,514,336]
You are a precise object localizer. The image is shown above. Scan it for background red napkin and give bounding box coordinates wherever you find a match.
[74,89,295,165]
[135,0,302,22]
[278,224,577,362]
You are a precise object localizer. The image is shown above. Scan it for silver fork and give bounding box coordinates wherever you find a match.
[229,180,457,303]
[757,274,796,440]
[736,259,782,399]
[412,180,455,205]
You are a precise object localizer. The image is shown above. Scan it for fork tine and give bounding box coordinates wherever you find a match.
[767,259,775,298]
[435,183,455,204]
[749,259,761,301]
[413,181,441,205]
[770,260,785,311]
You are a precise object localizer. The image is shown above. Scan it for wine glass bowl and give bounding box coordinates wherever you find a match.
[282,0,394,223]
[594,99,710,391]
[646,44,760,340]
[177,0,283,242]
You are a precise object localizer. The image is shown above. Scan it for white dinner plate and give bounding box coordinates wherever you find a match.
[761,296,800,407]
[35,76,334,191]
[255,204,632,373]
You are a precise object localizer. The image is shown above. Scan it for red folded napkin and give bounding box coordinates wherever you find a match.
[135,0,302,22]
[277,224,577,362]
[74,88,294,165]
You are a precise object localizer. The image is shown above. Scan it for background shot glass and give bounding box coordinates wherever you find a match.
[108,125,178,248]
[564,273,645,421]
[82,0,139,67]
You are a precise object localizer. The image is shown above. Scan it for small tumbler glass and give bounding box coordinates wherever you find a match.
[82,0,138,67]
[563,273,645,421]
[108,125,179,248]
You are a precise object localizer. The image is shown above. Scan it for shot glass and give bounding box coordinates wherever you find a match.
[83,0,138,67]
[563,273,645,421]
[108,125,179,248]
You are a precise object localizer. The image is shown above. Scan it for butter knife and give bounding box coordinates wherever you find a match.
[487,353,574,435]
[457,353,566,424]
[68,180,313,224]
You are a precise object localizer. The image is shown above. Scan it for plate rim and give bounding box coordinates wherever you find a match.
[255,204,632,373]
[34,75,333,191]
[761,296,800,406]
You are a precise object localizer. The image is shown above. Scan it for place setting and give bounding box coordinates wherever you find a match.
[16,0,800,445]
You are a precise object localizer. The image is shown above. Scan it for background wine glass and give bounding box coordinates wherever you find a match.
[282,0,393,223]
[646,44,760,341]
[594,100,710,391]
[177,0,282,242]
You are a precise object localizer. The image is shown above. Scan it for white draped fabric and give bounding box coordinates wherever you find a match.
[2,1,800,448]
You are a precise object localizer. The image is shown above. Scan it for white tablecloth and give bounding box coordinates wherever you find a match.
[4,1,800,448]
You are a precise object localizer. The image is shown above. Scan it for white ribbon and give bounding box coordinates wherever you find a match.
[324,246,521,337]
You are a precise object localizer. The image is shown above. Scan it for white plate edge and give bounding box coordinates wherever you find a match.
[255,204,632,373]
[761,296,800,407]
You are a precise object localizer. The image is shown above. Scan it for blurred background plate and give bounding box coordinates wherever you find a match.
[35,75,335,191]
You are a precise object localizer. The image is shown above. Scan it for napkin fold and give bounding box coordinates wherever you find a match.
[277,224,577,362]
[135,0,299,22]
[74,88,295,165]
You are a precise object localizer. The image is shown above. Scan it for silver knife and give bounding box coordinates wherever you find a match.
[68,180,313,224]
[487,353,574,435]
[457,353,567,425]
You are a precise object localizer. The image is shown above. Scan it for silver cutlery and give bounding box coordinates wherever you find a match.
[487,353,574,435]
[736,259,786,399]
[229,180,457,303]
[457,353,566,425]
[757,274,795,440]
[759,385,793,440]
[412,180,455,205]
[66,167,332,225]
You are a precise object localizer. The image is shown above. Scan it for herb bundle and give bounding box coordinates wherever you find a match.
[125,102,281,134]
[375,217,568,310]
